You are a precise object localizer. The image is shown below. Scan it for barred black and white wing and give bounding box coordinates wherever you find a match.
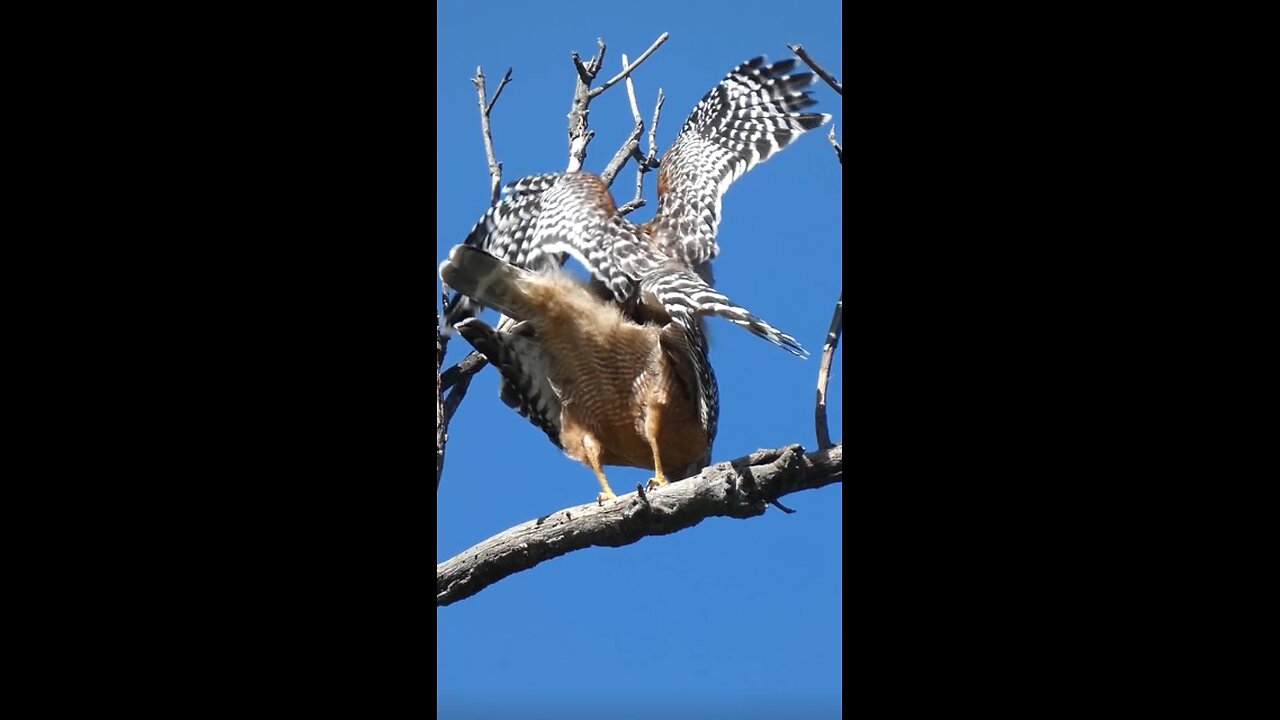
[648,56,831,268]
[660,320,719,459]
[442,174,561,327]
[639,266,807,358]
[443,172,660,327]
[454,317,563,448]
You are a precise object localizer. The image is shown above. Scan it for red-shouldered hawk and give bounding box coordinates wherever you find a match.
[440,55,829,501]
[441,244,718,502]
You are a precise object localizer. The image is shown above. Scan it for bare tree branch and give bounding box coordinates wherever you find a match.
[787,44,842,96]
[566,34,668,172]
[441,349,489,391]
[815,291,842,450]
[437,310,446,490]
[443,374,475,423]
[599,54,645,188]
[570,37,604,84]
[589,32,669,98]
[646,88,664,166]
[441,64,517,492]
[485,67,513,116]
[795,45,839,450]
[616,184,646,216]
[618,88,664,216]
[788,45,842,168]
[470,66,509,206]
[566,40,606,171]
[437,442,842,606]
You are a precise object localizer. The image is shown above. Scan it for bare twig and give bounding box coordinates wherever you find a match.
[787,44,842,96]
[815,291,843,450]
[566,34,667,172]
[471,66,510,206]
[617,183,646,216]
[635,482,651,510]
[442,63,515,491]
[437,443,843,606]
[590,32,669,98]
[570,38,605,83]
[485,67,513,115]
[624,61,642,128]
[646,88,664,166]
[600,54,645,188]
[617,88,665,216]
[571,51,593,84]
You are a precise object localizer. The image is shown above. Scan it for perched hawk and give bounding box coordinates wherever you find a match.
[441,245,719,502]
[441,56,829,502]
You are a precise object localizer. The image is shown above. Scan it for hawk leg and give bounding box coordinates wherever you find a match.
[580,433,617,504]
[644,402,668,491]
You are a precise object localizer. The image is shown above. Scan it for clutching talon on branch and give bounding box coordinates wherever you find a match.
[645,467,668,492]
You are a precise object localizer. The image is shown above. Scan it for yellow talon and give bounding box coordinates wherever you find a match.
[597,489,617,504]
[645,468,668,491]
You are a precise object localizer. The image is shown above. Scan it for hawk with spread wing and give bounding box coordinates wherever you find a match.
[441,56,829,502]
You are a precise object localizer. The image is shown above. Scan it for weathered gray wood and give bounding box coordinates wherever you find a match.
[437,442,843,606]
[815,291,842,450]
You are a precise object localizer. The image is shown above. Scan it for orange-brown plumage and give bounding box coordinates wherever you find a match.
[441,245,711,502]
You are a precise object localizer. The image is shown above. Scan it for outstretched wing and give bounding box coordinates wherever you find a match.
[639,265,808,358]
[444,239,808,358]
[443,173,660,327]
[648,56,831,268]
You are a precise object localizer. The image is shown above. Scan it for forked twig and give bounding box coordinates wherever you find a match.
[590,32,669,98]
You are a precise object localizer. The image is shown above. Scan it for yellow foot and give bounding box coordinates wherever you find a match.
[645,475,668,491]
[597,490,617,505]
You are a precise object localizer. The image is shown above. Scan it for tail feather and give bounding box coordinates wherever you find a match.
[439,245,538,322]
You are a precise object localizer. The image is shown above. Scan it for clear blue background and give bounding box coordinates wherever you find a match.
[437,3,843,718]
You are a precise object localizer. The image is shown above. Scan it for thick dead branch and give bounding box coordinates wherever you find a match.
[437,442,842,606]
[815,291,843,449]
[443,375,474,423]
[566,40,606,171]
[787,44,842,95]
[441,350,489,391]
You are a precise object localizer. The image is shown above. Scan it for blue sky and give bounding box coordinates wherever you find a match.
[437,2,842,717]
